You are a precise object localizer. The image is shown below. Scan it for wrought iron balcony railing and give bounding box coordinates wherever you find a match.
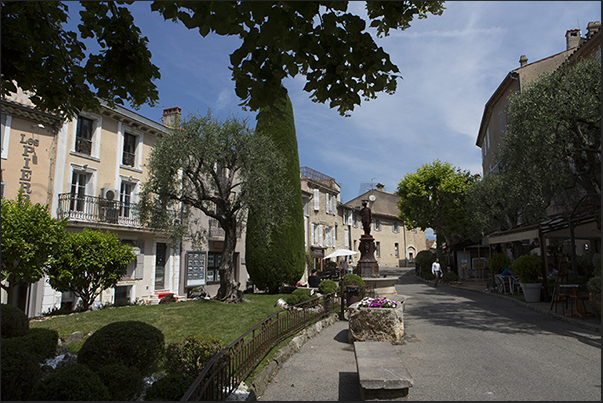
[57,193,141,227]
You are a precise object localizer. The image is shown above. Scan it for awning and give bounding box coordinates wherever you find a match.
[487,227,539,244]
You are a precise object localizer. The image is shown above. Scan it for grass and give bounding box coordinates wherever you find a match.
[30,293,288,352]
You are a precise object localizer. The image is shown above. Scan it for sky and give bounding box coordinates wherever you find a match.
[69,1,601,205]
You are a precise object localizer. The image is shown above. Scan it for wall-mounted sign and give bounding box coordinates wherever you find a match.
[186,251,206,287]
[19,133,39,199]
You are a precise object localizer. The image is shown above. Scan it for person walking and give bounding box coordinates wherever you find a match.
[431,258,442,287]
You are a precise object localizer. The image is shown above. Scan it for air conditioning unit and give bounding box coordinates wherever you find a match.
[100,188,118,201]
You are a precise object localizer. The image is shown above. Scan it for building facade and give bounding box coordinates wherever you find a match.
[474,22,601,278]
[343,183,426,268]
[1,94,249,316]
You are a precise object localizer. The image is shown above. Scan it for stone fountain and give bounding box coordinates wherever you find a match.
[353,201,398,297]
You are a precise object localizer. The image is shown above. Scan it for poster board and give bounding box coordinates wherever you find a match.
[186,251,206,287]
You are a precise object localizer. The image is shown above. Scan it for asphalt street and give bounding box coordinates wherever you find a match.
[257,267,601,401]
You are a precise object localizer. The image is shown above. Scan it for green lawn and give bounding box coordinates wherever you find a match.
[30,294,287,352]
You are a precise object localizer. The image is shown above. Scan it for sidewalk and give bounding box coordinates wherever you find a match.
[443,279,601,333]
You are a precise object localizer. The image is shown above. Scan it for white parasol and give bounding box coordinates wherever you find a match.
[324,249,359,259]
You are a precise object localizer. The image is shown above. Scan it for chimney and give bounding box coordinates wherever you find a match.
[586,21,601,38]
[162,107,181,128]
[375,183,385,191]
[565,29,581,50]
[519,54,528,67]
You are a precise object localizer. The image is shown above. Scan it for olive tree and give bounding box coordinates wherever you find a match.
[139,110,290,302]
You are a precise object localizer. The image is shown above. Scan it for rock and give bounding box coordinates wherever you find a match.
[64,331,85,344]
[159,293,178,304]
[348,301,405,344]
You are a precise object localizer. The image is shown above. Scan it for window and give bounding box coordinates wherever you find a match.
[70,171,89,211]
[1,113,10,159]
[376,242,380,258]
[122,132,137,167]
[395,243,399,258]
[393,222,399,233]
[374,219,382,231]
[75,116,94,155]
[120,182,134,218]
[207,252,221,284]
[313,189,320,211]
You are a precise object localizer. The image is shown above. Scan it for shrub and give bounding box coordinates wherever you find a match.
[165,335,225,378]
[318,279,338,295]
[343,273,366,299]
[77,320,165,376]
[442,271,459,284]
[512,254,543,283]
[144,373,194,401]
[1,327,58,361]
[342,273,365,287]
[97,363,144,401]
[0,342,41,401]
[415,250,436,278]
[487,253,511,274]
[29,363,110,401]
[587,275,601,294]
[285,288,316,306]
[1,303,29,338]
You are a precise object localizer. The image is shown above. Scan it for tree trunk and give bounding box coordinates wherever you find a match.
[214,218,248,303]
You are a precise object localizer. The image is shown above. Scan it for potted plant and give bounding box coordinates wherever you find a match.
[512,254,543,303]
[488,253,510,275]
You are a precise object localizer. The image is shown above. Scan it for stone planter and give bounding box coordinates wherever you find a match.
[520,282,542,303]
[348,300,405,345]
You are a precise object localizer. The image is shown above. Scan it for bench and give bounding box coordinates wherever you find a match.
[354,341,413,401]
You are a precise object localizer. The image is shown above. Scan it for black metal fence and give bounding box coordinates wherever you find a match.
[180,292,341,401]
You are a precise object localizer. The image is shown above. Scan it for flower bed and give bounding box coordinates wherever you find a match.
[357,297,398,309]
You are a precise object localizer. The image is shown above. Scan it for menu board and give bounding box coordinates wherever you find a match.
[186,251,206,287]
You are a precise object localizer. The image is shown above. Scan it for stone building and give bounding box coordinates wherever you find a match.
[343,184,426,269]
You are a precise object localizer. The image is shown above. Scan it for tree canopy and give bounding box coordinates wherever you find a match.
[1,190,67,304]
[2,1,444,119]
[499,58,601,214]
[396,160,475,252]
[151,1,445,116]
[1,1,160,120]
[46,229,135,311]
[139,110,291,302]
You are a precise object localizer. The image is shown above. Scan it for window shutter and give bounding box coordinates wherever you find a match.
[313,189,319,211]
[325,194,330,214]
[311,223,316,245]
[332,196,337,215]
[318,225,323,246]
[134,240,145,279]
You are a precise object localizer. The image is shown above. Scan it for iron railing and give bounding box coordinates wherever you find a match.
[56,193,141,227]
[181,292,342,401]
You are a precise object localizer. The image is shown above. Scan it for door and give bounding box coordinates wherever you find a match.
[155,243,166,289]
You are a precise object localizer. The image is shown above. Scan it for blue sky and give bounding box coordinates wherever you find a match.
[70,1,601,204]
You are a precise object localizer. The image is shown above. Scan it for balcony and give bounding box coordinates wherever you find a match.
[57,193,141,227]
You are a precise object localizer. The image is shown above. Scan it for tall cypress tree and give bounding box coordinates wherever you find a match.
[245,88,305,293]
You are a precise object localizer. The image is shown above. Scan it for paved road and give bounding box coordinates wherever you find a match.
[257,267,601,401]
